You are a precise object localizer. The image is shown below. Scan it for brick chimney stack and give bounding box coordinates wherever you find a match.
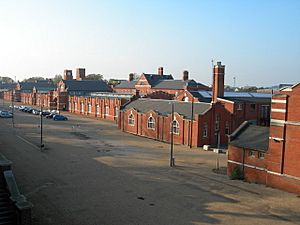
[212,61,225,103]
[129,73,134,82]
[76,68,86,80]
[64,70,73,80]
[182,70,189,81]
[158,67,164,75]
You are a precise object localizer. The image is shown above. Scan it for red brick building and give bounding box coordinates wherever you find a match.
[3,80,56,107]
[119,99,232,147]
[68,92,135,121]
[55,69,112,111]
[176,62,271,131]
[228,82,300,194]
[114,67,209,98]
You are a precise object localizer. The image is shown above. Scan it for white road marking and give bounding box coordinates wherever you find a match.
[16,135,40,151]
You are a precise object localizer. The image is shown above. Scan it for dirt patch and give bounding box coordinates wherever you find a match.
[70,132,89,140]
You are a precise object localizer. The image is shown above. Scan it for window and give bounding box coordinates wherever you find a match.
[128,114,135,125]
[202,123,208,137]
[250,103,256,111]
[88,104,91,114]
[258,152,265,159]
[237,103,243,110]
[105,105,109,116]
[147,116,155,129]
[215,114,220,131]
[81,103,84,113]
[261,105,270,119]
[114,106,119,118]
[171,120,179,135]
[96,104,100,115]
[249,150,255,157]
[225,121,230,135]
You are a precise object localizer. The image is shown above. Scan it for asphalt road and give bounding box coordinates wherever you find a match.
[0,105,300,225]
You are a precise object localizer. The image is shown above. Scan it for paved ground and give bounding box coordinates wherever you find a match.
[0,103,300,225]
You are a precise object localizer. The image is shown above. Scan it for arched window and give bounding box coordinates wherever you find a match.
[105,105,109,116]
[96,104,100,115]
[171,120,179,134]
[81,102,84,113]
[147,116,155,129]
[128,114,135,125]
[88,103,92,113]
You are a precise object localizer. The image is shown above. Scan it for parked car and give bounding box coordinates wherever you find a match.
[32,109,41,115]
[41,111,50,116]
[53,115,68,121]
[46,113,56,119]
[0,111,13,118]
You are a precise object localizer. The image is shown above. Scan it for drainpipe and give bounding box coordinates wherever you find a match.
[242,147,245,179]
[190,99,194,148]
[280,95,289,174]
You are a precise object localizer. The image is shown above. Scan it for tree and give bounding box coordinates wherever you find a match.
[85,74,103,80]
[52,74,63,85]
[0,76,14,83]
[22,77,45,82]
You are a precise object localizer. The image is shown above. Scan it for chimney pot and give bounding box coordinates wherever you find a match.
[158,67,164,75]
[76,68,86,80]
[212,61,225,103]
[182,70,189,81]
[129,73,134,82]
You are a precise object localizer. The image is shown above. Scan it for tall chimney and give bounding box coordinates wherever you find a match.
[64,70,73,80]
[212,61,225,103]
[76,68,86,80]
[158,67,164,75]
[129,73,134,82]
[182,70,189,81]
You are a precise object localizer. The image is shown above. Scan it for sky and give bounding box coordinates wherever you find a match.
[0,0,299,87]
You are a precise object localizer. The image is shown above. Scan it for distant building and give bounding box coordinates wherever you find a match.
[176,62,271,130]
[114,67,209,98]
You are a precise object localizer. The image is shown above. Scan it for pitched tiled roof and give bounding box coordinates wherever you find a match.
[153,79,198,90]
[143,74,173,86]
[114,80,137,89]
[19,80,55,91]
[63,80,112,92]
[229,121,269,152]
[121,98,211,119]
[0,83,17,90]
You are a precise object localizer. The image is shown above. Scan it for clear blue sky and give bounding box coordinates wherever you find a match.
[0,0,299,87]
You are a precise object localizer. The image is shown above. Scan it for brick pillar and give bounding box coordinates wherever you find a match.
[212,62,225,103]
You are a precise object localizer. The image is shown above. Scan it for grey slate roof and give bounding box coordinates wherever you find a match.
[63,80,112,92]
[19,80,55,91]
[190,91,271,103]
[153,79,199,90]
[0,83,17,90]
[114,80,137,89]
[121,98,211,119]
[229,121,269,152]
[143,74,173,86]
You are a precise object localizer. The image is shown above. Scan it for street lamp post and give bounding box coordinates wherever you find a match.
[40,104,44,151]
[11,89,14,128]
[170,102,175,167]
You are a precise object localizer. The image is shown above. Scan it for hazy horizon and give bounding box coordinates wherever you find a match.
[0,0,299,87]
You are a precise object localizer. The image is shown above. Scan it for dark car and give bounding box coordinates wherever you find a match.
[41,111,50,116]
[46,113,56,119]
[53,115,68,121]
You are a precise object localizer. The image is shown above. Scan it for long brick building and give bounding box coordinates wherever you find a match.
[227,82,300,194]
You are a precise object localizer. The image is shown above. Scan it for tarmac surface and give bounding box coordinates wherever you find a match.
[0,104,300,225]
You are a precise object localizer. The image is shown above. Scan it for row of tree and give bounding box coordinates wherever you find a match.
[0,74,104,85]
